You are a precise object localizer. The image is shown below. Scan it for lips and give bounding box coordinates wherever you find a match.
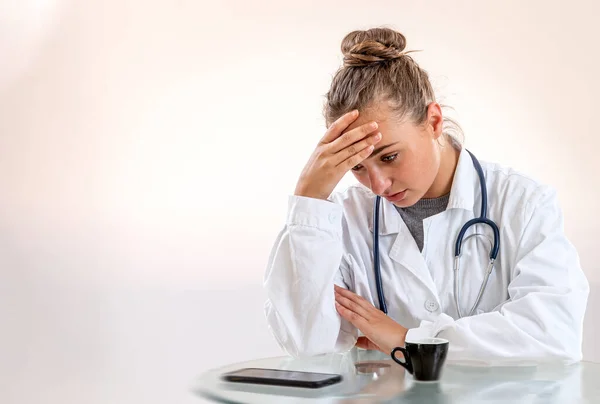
[384,189,407,202]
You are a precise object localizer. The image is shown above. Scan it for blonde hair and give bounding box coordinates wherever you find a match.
[324,27,463,147]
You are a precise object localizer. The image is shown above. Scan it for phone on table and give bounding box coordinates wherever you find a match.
[221,367,343,389]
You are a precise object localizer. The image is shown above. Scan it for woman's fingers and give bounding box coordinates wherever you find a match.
[334,285,409,355]
[335,290,371,320]
[294,109,382,201]
[335,301,368,330]
[331,132,382,167]
[319,110,359,144]
[334,285,378,314]
[334,285,382,333]
[327,121,381,155]
[335,143,375,171]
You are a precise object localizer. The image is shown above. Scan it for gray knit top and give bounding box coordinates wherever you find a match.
[395,194,450,251]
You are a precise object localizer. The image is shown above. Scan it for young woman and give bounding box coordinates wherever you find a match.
[263,27,588,364]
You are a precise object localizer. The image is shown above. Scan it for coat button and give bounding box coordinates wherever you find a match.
[425,300,439,312]
[328,212,338,224]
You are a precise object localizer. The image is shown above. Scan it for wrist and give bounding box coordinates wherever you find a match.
[293,188,330,201]
[398,327,408,346]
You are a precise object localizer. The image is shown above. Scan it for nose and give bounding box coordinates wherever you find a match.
[368,169,391,196]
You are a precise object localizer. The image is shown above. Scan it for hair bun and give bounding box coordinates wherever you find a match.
[341,28,407,67]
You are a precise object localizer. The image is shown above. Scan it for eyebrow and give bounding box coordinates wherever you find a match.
[368,142,400,159]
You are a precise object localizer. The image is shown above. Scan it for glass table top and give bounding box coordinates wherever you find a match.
[192,348,600,403]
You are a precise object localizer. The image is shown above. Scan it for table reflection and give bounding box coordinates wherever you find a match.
[195,347,597,404]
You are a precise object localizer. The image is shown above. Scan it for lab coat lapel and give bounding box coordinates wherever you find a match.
[388,213,438,296]
[447,148,477,211]
[370,196,438,296]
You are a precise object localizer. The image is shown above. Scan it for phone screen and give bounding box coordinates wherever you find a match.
[222,367,342,388]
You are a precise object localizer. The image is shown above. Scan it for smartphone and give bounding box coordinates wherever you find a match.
[221,367,343,388]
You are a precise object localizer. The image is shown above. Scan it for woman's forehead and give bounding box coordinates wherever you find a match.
[349,113,416,143]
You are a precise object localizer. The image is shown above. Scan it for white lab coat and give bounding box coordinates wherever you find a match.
[263,148,589,365]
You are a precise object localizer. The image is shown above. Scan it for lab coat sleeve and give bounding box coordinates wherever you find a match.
[405,186,589,364]
[263,195,358,357]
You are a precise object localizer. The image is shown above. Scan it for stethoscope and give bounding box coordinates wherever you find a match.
[373,150,500,318]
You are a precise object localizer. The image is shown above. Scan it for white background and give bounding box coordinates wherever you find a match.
[0,1,598,403]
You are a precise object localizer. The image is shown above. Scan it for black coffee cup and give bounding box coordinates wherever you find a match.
[391,338,449,382]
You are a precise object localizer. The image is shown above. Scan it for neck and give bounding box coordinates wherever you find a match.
[423,145,460,199]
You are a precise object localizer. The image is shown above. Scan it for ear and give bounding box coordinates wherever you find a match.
[425,102,444,140]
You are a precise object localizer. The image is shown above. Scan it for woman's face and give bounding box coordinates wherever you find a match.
[343,102,445,207]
